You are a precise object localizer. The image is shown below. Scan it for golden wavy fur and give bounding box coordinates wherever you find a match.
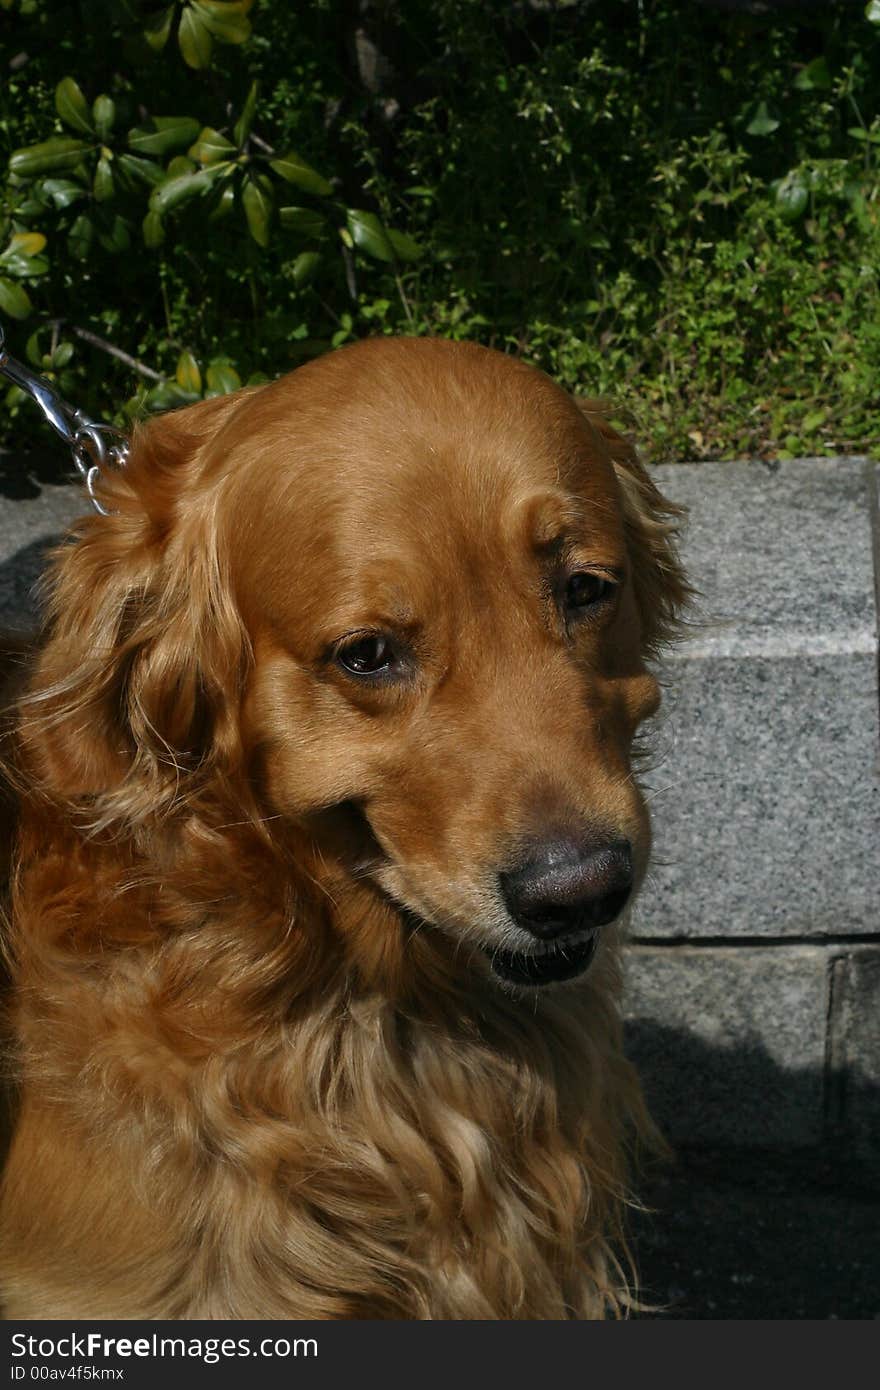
[0,338,687,1319]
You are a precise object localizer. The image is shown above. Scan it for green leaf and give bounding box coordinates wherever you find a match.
[128,116,201,157]
[0,249,48,278]
[142,209,165,248]
[145,381,200,412]
[68,213,95,261]
[234,81,258,148]
[176,350,202,394]
[0,251,47,278]
[774,176,808,221]
[189,127,238,165]
[198,0,255,16]
[97,214,131,254]
[279,205,327,238]
[866,1,880,24]
[292,250,321,287]
[115,154,165,191]
[0,277,32,318]
[848,126,880,144]
[55,77,94,136]
[10,138,89,178]
[167,155,197,179]
[346,209,394,262]
[242,174,273,246]
[52,341,74,369]
[207,180,236,221]
[13,194,50,220]
[341,215,417,261]
[386,227,423,262]
[148,166,219,215]
[25,330,43,367]
[193,0,253,44]
[93,153,115,203]
[793,57,832,91]
[179,6,213,68]
[122,392,149,422]
[143,4,174,51]
[745,101,780,137]
[93,95,116,141]
[802,408,827,434]
[270,153,332,197]
[40,177,87,208]
[205,361,241,395]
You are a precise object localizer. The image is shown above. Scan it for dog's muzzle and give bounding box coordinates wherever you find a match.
[490,838,633,987]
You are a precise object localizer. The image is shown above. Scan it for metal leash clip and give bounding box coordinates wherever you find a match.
[0,322,129,516]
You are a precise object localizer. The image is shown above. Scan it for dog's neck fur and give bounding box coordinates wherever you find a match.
[3,804,646,1319]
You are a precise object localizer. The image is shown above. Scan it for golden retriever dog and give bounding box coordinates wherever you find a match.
[0,337,686,1319]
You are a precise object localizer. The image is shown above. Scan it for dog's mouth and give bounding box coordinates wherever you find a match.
[392,893,601,989]
[483,925,601,988]
[318,819,605,992]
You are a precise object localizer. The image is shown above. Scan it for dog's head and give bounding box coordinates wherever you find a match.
[24,339,687,991]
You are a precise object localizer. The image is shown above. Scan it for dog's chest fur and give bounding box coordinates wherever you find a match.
[2,876,636,1319]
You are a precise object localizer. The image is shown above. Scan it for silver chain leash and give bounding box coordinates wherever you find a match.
[0,322,129,516]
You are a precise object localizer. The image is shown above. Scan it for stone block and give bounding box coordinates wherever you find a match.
[637,457,880,940]
[0,473,82,631]
[832,946,880,1163]
[651,456,877,660]
[623,944,830,1147]
[635,650,880,938]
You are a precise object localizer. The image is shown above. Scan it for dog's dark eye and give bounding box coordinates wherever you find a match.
[565,572,615,611]
[336,634,396,676]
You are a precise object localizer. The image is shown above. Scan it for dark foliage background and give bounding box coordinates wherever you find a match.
[1,0,879,461]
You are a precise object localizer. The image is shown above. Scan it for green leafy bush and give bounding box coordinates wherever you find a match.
[1,0,879,465]
[0,0,421,436]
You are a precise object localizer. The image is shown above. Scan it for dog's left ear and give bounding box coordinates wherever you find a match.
[14,392,255,834]
[574,399,691,654]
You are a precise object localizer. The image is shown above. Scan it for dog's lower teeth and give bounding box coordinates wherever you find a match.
[485,928,600,987]
[530,929,595,957]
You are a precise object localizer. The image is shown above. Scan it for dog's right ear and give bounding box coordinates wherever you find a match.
[15,391,255,835]
[574,399,691,656]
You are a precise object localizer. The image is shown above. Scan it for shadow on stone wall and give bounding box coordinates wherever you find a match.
[628,1016,821,1150]
[0,535,62,634]
[0,450,69,500]
[625,1018,880,1318]
[626,1015,879,1158]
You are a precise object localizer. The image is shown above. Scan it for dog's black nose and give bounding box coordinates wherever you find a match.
[499,839,633,939]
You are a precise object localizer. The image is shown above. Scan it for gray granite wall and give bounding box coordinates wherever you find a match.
[628,458,879,1160]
